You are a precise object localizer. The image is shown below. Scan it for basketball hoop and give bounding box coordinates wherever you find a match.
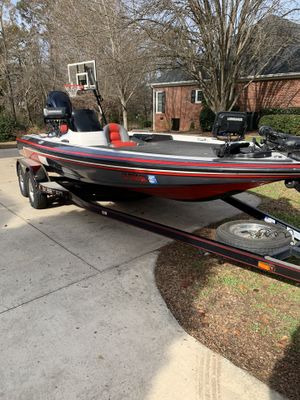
[64,83,84,98]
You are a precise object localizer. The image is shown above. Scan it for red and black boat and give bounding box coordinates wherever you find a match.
[17,57,300,202]
[15,63,300,283]
[17,90,300,201]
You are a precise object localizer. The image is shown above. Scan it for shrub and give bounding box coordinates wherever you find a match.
[258,115,300,136]
[260,107,300,117]
[142,120,152,128]
[0,114,20,142]
[26,125,44,135]
[200,106,215,132]
[189,121,195,130]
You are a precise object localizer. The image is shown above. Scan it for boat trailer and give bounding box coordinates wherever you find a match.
[17,158,300,284]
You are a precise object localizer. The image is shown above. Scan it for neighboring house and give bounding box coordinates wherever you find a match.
[151,70,202,132]
[151,46,300,132]
[239,44,300,112]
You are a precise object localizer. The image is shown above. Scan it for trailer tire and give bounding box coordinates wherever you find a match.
[17,164,29,197]
[28,172,48,209]
[216,220,292,255]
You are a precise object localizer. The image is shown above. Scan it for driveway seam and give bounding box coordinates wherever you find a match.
[0,200,102,273]
[99,248,160,275]
[0,248,160,316]
[0,249,161,316]
[0,272,99,316]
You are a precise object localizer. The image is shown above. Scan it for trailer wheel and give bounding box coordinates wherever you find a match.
[28,172,48,209]
[216,220,292,255]
[17,164,29,197]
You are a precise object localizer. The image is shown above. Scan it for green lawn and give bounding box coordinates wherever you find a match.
[250,181,300,227]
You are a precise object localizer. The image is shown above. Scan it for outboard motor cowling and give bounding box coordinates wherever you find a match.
[45,91,73,119]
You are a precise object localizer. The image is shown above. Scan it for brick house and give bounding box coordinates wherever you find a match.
[151,70,202,132]
[151,47,300,132]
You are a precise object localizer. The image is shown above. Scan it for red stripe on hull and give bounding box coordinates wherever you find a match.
[133,182,266,201]
[18,137,300,170]
[21,148,299,180]
[19,145,297,201]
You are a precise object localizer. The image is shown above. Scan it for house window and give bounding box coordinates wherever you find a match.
[156,91,165,113]
[191,89,204,104]
[196,90,204,103]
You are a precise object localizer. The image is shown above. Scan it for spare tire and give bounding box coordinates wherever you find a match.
[216,220,292,255]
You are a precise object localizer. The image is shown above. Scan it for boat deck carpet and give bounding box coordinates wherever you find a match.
[123,140,219,158]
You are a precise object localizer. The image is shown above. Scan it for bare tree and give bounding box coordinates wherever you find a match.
[0,0,157,129]
[0,0,60,125]
[135,0,300,112]
[52,0,155,129]
[0,0,17,120]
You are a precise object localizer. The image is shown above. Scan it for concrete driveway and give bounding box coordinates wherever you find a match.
[0,148,284,400]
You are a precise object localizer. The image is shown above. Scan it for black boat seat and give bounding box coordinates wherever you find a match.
[103,123,137,148]
[71,109,102,132]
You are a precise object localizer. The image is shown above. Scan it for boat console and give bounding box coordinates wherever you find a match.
[212,111,247,139]
[215,141,272,158]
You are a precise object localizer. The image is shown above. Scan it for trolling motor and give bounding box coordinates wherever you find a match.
[259,126,300,154]
[259,126,300,191]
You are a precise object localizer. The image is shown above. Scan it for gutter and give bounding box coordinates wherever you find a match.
[151,80,198,88]
[239,72,300,82]
[151,71,300,88]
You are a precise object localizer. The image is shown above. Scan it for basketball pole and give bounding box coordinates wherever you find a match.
[87,67,108,126]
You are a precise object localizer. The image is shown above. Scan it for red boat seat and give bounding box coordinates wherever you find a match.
[103,123,137,148]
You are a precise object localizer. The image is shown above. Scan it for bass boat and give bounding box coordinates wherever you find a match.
[17,94,300,201]
[17,60,300,201]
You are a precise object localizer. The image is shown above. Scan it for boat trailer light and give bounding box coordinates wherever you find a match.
[258,261,273,272]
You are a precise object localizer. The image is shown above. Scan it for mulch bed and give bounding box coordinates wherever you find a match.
[155,220,300,400]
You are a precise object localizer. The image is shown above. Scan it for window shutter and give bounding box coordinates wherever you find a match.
[161,92,166,113]
[191,90,196,103]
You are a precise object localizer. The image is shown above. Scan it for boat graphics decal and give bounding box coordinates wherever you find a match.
[17,137,300,173]
[21,146,300,180]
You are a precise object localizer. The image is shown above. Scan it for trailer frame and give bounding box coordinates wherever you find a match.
[16,157,300,284]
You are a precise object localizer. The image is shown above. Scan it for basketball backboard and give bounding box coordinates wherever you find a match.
[67,60,97,90]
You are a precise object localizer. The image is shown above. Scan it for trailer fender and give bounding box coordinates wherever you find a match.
[16,158,49,183]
